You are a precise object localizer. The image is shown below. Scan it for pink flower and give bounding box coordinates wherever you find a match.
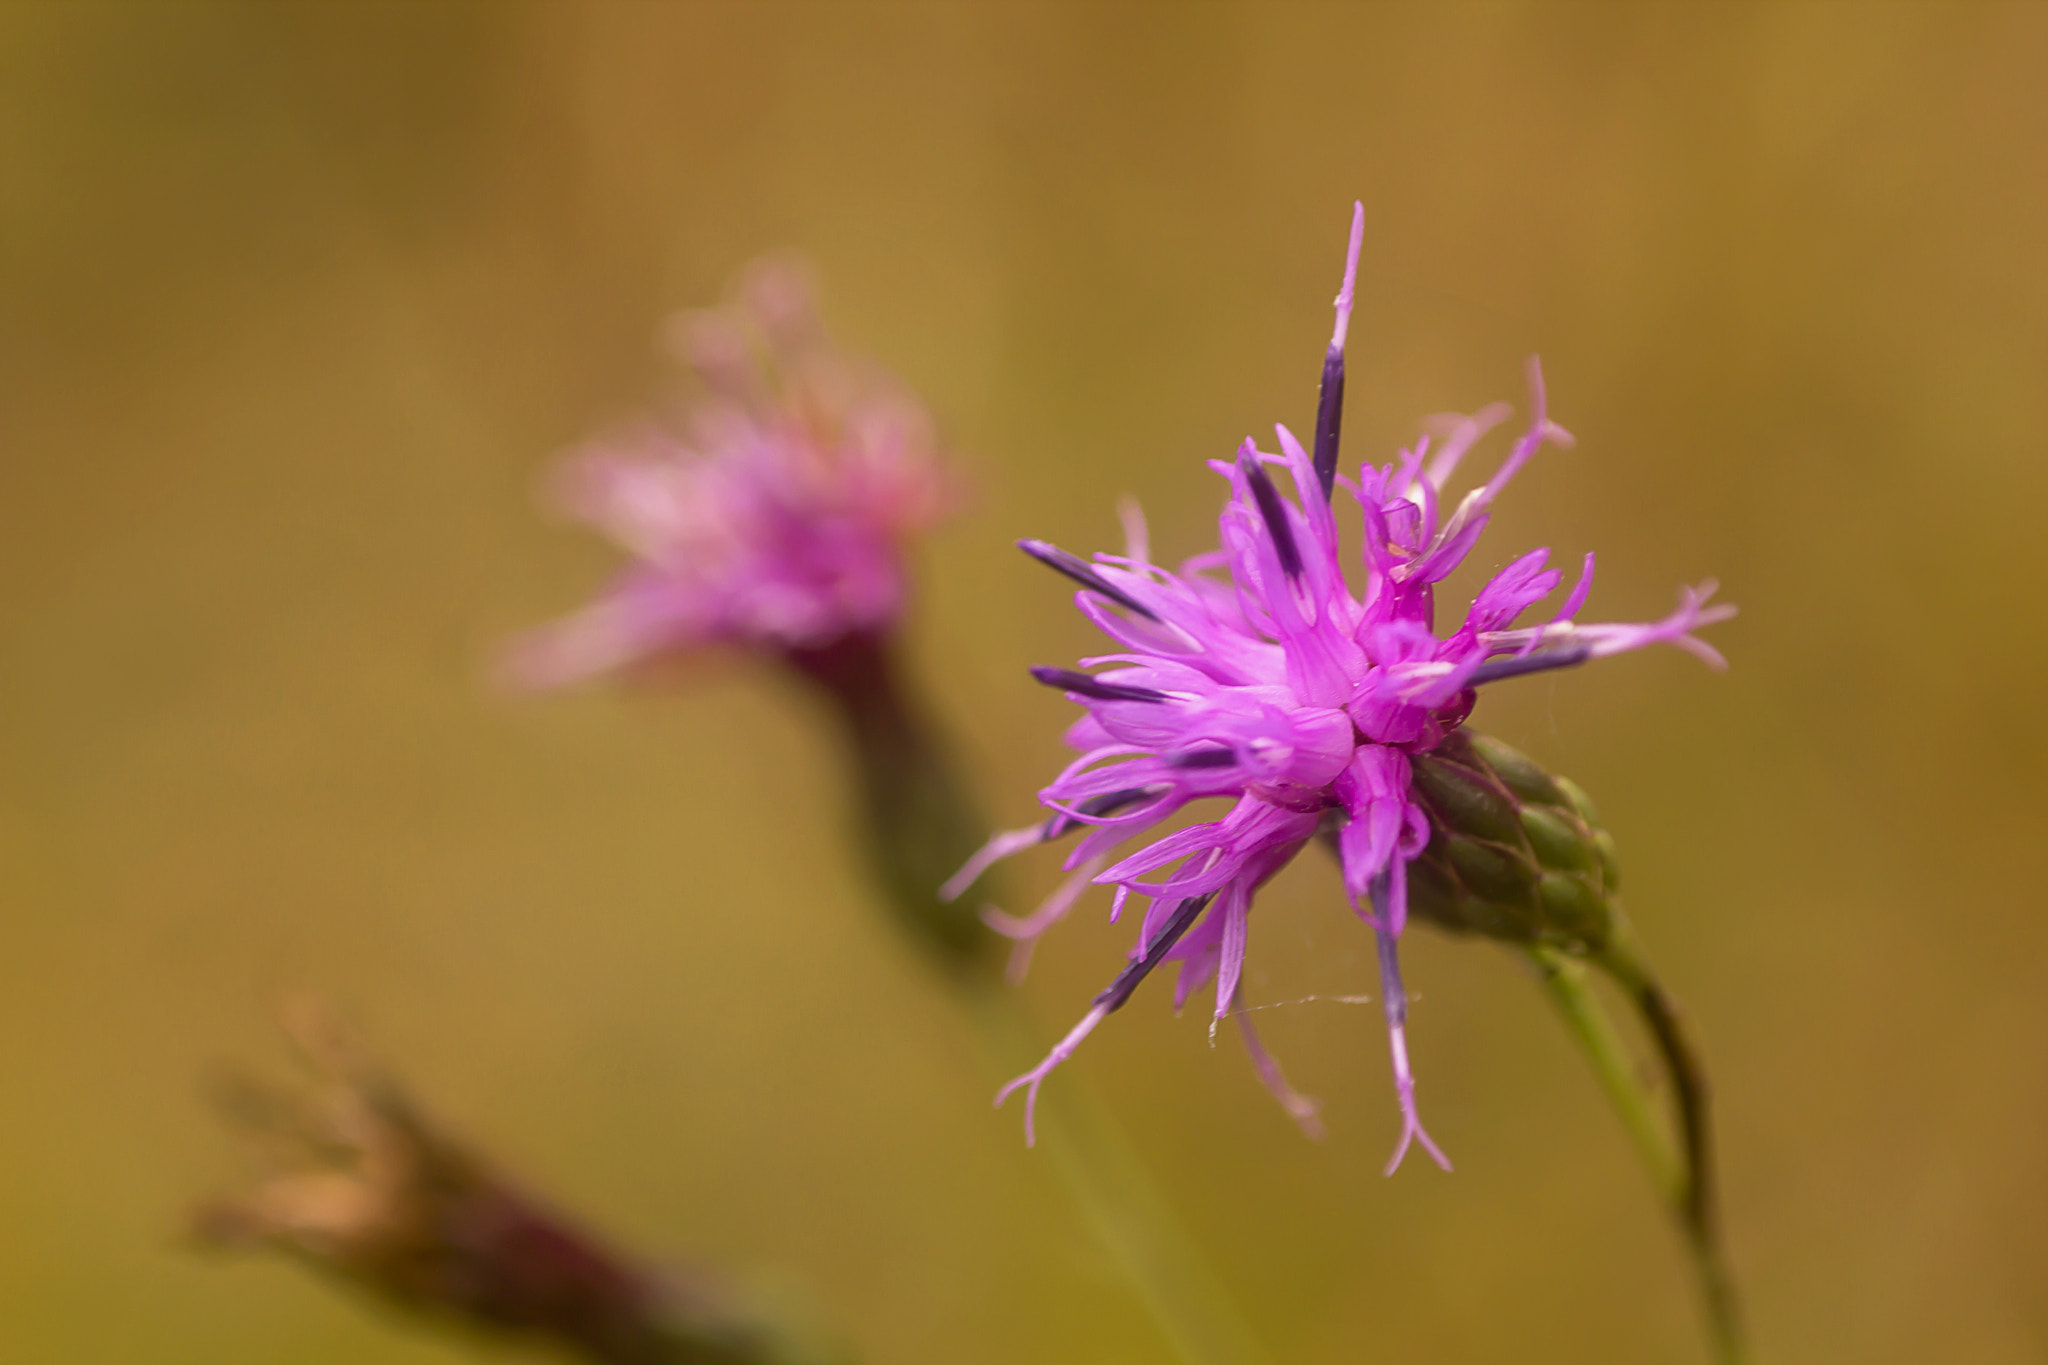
[948,205,1732,1171]
[507,258,956,687]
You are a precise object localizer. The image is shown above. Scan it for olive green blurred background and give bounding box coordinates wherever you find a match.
[5,3,2047,1362]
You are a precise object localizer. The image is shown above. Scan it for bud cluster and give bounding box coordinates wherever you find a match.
[1405,730,1621,953]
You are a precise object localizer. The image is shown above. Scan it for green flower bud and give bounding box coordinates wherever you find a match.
[1405,730,1619,952]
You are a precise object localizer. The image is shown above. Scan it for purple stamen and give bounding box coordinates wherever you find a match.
[1043,786,1159,841]
[1029,665,1168,704]
[1230,992,1326,1140]
[1372,891,1451,1176]
[1097,894,1216,1011]
[983,851,1112,985]
[1051,786,1155,830]
[1311,353,1346,503]
[1018,539,1162,622]
[1312,202,1365,500]
[944,788,1161,903]
[995,893,1215,1144]
[994,1005,1107,1146]
[1239,451,1304,579]
[1553,552,1596,624]
[1467,642,1594,687]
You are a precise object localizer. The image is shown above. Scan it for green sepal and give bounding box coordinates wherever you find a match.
[1406,729,1620,953]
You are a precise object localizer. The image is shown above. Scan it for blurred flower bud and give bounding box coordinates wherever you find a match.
[1404,730,1621,952]
[192,1002,843,1365]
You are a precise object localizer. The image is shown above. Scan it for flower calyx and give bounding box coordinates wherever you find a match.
[1404,730,1621,953]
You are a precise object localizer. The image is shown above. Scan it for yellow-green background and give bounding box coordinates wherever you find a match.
[6,3,2045,1361]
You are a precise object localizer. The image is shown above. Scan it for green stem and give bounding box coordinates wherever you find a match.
[1597,928,1748,1365]
[1523,941,1748,1365]
[1523,945,1683,1204]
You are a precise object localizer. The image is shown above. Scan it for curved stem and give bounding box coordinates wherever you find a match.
[1596,927,1748,1365]
[1523,940,1749,1365]
[1523,945,1683,1204]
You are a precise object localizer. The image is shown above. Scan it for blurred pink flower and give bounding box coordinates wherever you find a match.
[508,258,957,687]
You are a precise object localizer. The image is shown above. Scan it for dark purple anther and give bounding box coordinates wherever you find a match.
[1168,747,1238,769]
[1042,786,1157,840]
[1467,643,1594,687]
[1019,540,1161,621]
[1375,913,1409,1029]
[1240,453,1304,580]
[1312,346,1346,500]
[1371,869,1449,1174]
[1312,202,1365,500]
[990,890,1219,1144]
[1029,666,1168,704]
[1091,895,1216,1015]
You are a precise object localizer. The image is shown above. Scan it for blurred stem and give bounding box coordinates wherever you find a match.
[787,630,1002,970]
[962,985,1276,1365]
[195,1003,849,1365]
[1524,939,1748,1365]
[790,630,1273,1365]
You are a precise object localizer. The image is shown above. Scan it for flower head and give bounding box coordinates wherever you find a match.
[949,204,1732,1170]
[507,257,956,687]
